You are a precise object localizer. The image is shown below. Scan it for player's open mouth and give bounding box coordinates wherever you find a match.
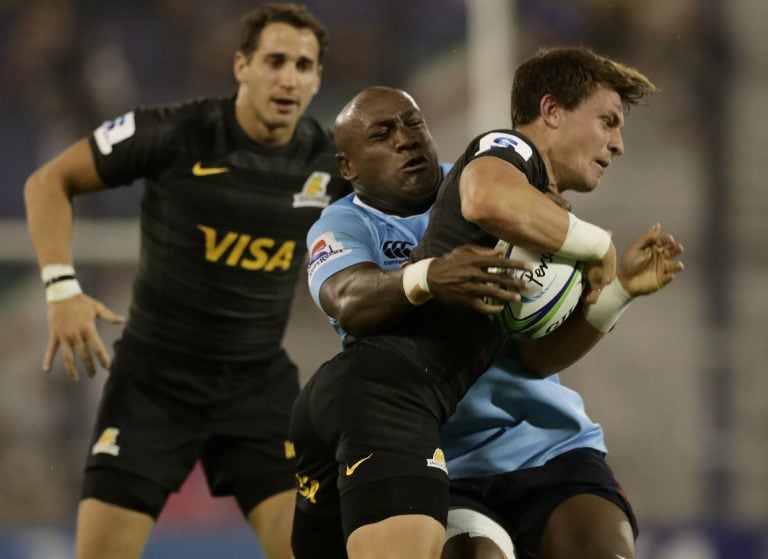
[595,159,609,169]
[272,98,298,111]
[403,155,429,171]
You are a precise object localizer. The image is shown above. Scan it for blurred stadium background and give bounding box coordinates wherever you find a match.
[1,0,766,557]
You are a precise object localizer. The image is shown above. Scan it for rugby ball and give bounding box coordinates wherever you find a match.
[488,240,583,339]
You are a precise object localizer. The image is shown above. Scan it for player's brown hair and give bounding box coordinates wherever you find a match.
[511,47,657,127]
[239,3,329,62]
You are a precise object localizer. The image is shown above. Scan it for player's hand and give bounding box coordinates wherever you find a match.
[427,244,532,315]
[581,240,617,304]
[44,294,125,381]
[618,223,685,296]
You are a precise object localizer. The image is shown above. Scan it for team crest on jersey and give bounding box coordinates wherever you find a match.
[93,112,136,155]
[426,448,448,474]
[293,171,332,208]
[91,427,121,457]
[307,231,348,281]
[475,132,533,161]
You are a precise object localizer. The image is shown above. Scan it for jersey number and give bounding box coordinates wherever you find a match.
[197,225,295,271]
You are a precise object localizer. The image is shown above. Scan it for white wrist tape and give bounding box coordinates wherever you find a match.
[557,213,612,261]
[402,258,434,305]
[41,264,82,303]
[583,277,633,332]
[41,264,76,283]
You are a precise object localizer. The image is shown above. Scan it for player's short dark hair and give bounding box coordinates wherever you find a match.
[239,3,329,62]
[511,47,657,127]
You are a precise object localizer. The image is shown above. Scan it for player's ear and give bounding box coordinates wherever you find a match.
[336,152,356,181]
[540,94,562,128]
[233,51,248,82]
[312,64,323,95]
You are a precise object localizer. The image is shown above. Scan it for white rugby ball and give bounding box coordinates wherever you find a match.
[488,240,583,339]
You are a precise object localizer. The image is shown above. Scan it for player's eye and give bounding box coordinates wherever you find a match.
[297,59,314,71]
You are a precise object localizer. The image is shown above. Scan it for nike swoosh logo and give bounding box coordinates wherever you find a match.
[192,161,229,176]
[345,453,373,476]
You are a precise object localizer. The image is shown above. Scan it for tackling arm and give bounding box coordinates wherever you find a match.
[318,245,531,337]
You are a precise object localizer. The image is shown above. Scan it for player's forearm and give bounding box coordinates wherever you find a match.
[515,308,605,377]
[24,168,77,267]
[460,158,610,261]
[320,267,413,336]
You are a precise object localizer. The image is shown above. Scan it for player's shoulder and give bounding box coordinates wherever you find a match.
[458,128,547,190]
[467,129,535,160]
[316,192,359,221]
[293,116,337,153]
[130,96,230,135]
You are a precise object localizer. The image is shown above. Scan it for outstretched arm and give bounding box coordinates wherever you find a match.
[516,223,684,377]
[318,245,531,337]
[24,138,125,380]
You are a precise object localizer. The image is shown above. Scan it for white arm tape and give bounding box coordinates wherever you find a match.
[583,277,633,332]
[557,213,612,261]
[41,263,82,303]
[45,279,83,303]
[41,263,75,283]
[402,258,434,305]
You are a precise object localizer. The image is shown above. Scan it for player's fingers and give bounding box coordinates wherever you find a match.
[43,335,58,372]
[483,273,526,292]
[479,284,521,303]
[95,302,125,324]
[468,298,504,315]
[584,286,602,305]
[74,336,97,379]
[60,343,79,381]
[492,258,533,273]
[88,331,112,369]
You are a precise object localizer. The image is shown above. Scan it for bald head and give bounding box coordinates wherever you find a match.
[334,86,420,152]
[331,86,440,216]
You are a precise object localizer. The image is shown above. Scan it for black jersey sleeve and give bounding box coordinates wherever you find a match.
[464,129,549,193]
[88,105,187,187]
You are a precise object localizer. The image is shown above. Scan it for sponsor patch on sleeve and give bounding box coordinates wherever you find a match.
[93,111,136,155]
[474,132,533,161]
[307,231,349,282]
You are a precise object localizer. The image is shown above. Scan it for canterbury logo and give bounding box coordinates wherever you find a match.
[192,161,229,176]
[197,225,295,271]
[382,240,413,259]
[345,453,373,476]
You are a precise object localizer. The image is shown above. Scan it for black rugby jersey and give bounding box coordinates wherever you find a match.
[414,129,548,259]
[89,97,351,361]
[365,130,549,408]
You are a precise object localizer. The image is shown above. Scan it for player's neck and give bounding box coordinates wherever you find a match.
[235,105,296,147]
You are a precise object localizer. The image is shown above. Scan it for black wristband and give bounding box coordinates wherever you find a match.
[44,274,76,288]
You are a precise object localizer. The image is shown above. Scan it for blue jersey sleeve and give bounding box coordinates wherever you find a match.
[306,202,380,310]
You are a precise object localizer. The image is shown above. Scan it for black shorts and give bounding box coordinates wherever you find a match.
[83,334,299,511]
[448,448,639,558]
[291,340,452,548]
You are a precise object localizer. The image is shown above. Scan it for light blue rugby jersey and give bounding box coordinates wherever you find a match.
[305,165,606,479]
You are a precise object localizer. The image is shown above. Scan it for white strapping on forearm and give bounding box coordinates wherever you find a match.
[45,279,83,303]
[557,213,612,261]
[41,263,76,283]
[402,258,434,305]
[583,277,633,332]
